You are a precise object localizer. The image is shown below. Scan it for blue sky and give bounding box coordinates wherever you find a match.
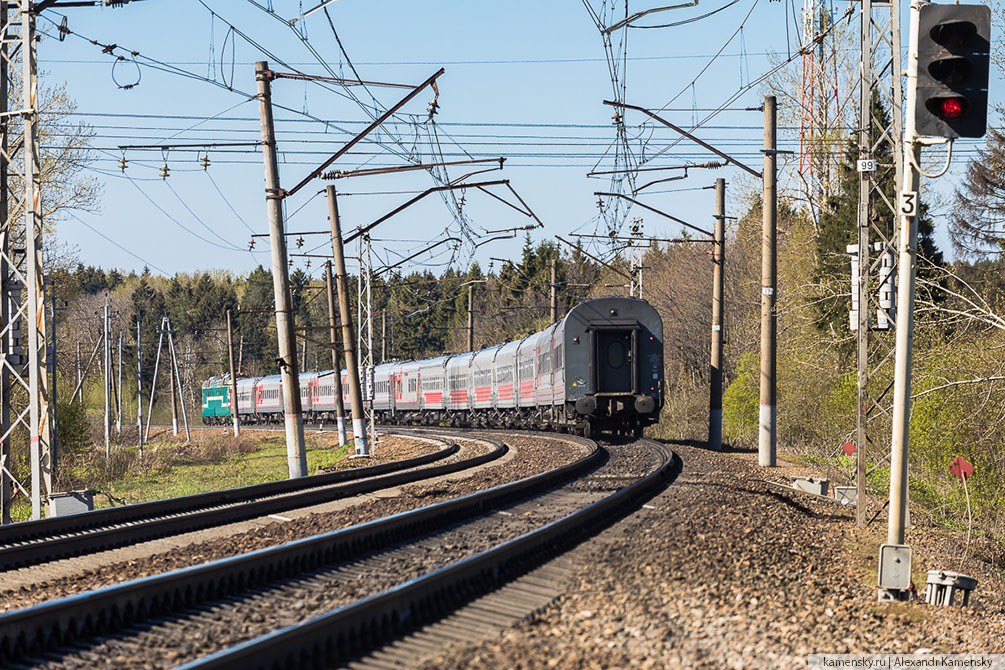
[39,0,993,278]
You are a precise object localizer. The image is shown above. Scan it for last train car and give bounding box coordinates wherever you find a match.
[559,297,663,437]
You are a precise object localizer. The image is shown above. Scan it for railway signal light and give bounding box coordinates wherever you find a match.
[915,3,991,138]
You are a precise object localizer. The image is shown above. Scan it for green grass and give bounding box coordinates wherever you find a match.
[0,432,359,517]
[103,435,354,505]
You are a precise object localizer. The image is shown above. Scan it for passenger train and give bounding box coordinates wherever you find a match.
[202,297,663,438]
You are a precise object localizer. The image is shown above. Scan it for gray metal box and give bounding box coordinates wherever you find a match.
[878,543,913,590]
[834,486,857,505]
[48,490,96,517]
[792,477,828,496]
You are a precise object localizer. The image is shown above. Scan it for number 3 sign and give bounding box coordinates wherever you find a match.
[899,191,918,217]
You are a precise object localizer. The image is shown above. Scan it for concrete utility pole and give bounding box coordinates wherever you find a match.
[168,329,178,437]
[166,317,190,443]
[381,310,386,363]
[116,331,123,434]
[888,0,922,555]
[22,0,50,518]
[136,315,143,454]
[75,341,81,400]
[256,60,307,478]
[48,281,59,471]
[467,284,474,351]
[226,309,240,438]
[550,258,558,322]
[758,95,778,468]
[709,178,726,451]
[328,187,368,456]
[324,261,348,446]
[143,318,165,443]
[103,296,111,456]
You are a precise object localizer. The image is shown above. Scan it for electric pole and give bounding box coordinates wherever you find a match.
[256,60,307,478]
[758,95,778,468]
[467,284,474,351]
[226,309,240,438]
[843,0,904,529]
[550,258,558,322]
[47,280,59,471]
[381,310,386,363]
[116,331,123,435]
[328,186,368,457]
[75,341,81,401]
[166,317,190,443]
[358,234,377,446]
[709,178,725,451]
[103,296,111,456]
[855,0,874,526]
[324,261,348,446]
[0,0,11,525]
[143,317,165,443]
[136,314,143,454]
[887,0,923,563]
[15,0,51,517]
[168,327,178,437]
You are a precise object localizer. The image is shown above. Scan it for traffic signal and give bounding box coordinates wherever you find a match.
[915,3,991,138]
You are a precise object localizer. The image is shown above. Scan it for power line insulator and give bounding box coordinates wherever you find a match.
[160,163,170,179]
[296,235,305,248]
[200,154,211,170]
[118,156,127,173]
[248,238,256,251]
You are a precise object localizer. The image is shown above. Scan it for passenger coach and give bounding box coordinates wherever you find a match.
[202,296,663,438]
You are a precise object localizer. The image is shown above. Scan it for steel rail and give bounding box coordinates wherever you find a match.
[180,439,680,670]
[0,433,605,663]
[0,430,492,571]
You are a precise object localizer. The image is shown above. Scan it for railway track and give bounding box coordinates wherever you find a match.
[0,429,505,572]
[0,433,679,670]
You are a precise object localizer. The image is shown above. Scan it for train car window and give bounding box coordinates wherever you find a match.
[607,341,626,369]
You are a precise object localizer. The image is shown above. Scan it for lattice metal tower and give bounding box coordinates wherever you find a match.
[0,0,50,522]
[798,0,845,213]
[356,234,376,447]
[850,0,903,525]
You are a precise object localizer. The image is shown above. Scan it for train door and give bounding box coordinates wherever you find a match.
[595,330,634,394]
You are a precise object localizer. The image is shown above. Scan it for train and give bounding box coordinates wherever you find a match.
[202,296,664,438]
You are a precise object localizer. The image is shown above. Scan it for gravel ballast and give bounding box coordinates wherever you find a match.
[1,433,585,612]
[417,442,1005,669]
[23,440,656,669]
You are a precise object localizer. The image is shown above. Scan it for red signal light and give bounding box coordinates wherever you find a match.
[926,95,969,120]
[939,97,966,119]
